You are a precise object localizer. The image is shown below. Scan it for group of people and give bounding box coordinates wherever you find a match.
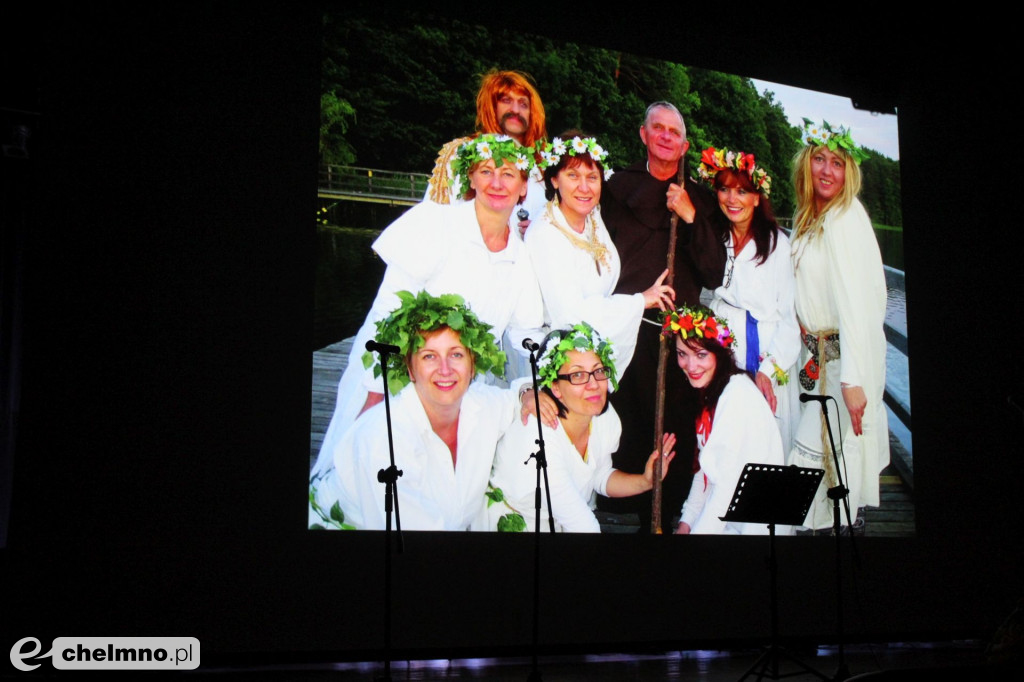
[309,70,889,535]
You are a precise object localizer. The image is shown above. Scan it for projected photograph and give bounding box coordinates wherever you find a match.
[308,11,909,536]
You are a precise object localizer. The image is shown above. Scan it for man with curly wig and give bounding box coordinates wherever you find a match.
[426,69,547,225]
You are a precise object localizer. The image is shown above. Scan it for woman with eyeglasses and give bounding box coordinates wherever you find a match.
[487,323,676,533]
[698,147,800,454]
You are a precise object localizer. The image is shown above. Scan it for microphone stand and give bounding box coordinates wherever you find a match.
[805,394,857,681]
[524,340,555,681]
[368,341,404,682]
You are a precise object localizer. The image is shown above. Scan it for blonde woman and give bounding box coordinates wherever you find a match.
[789,120,888,531]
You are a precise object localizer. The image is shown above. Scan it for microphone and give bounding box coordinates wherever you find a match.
[366,339,401,355]
[521,338,540,352]
[800,393,829,404]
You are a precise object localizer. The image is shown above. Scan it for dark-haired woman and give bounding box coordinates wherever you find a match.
[523,132,674,375]
[488,323,676,533]
[664,305,785,535]
[698,147,800,454]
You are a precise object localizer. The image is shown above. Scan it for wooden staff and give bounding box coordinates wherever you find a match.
[650,156,687,534]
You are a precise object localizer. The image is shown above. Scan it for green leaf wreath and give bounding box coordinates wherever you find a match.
[361,290,506,395]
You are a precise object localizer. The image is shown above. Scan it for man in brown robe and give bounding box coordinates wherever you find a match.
[600,101,727,531]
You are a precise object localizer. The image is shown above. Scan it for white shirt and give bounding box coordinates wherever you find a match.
[490,406,621,533]
[789,198,888,518]
[680,374,785,535]
[791,199,886,389]
[524,202,644,374]
[335,382,521,530]
[711,230,800,378]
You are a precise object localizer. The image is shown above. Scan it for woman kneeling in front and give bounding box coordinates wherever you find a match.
[665,305,786,535]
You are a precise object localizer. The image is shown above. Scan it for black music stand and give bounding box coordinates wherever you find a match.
[726,464,825,682]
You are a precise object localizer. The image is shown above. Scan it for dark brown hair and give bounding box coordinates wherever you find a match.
[713,169,779,266]
[542,129,605,202]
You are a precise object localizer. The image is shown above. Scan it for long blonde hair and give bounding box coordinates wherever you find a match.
[791,145,862,240]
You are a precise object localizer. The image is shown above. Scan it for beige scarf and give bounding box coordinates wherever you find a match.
[544,199,610,276]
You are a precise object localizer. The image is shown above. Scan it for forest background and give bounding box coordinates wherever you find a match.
[318,11,902,225]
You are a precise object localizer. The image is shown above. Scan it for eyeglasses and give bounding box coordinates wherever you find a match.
[556,367,611,385]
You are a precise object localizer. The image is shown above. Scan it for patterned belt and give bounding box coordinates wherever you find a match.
[798,327,840,391]
[798,324,841,488]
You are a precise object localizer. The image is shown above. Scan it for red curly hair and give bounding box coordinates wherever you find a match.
[475,69,546,148]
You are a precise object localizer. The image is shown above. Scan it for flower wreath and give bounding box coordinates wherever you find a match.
[660,304,736,350]
[801,118,869,165]
[535,321,618,392]
[450,133,537,199]
[696,146,772,197]
[361,290,506,395]
[539,136,613,180]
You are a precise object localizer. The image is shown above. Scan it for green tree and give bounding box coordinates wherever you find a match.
[860,151,902,227]
[320,90,357,165]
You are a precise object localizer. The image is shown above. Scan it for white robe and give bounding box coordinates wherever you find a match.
[789,198,888,529]
[709,230,800,454]
[680,374,785,535]
[310,200,544,519]
[524,202,644,375]
[331,382,521,531]
[489,406,621,533]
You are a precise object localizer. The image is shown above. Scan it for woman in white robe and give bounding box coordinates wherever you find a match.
[788,121,888,530]
[696,146,800,455]
[524,133,675,376]
[487,323,676,533]
[310,136,544,525]
[311,291,526,531]
[665,305,786,535]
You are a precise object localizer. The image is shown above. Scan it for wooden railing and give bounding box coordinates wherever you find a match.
[318,164,430,205]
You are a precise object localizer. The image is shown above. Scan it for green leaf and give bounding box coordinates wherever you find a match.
[497,513,527,533]
[446,309,464,329]
[310,523,327,530]
[329,502,345,523]
[484,486,505,506]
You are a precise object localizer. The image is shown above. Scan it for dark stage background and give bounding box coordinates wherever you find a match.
[2,1,1021,665]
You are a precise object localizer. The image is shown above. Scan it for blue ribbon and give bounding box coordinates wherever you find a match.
[745,310,760,373]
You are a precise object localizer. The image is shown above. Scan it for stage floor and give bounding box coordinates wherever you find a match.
[199,640,1005,680]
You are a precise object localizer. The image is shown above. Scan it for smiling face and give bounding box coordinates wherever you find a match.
[408,327,473,416]
[674,337,717,390]
[716,183,759,231]
[550,350,609,418]
[468,158,528,214]
[551,158,602,229]
[639,106,689,167]
[810,148,847,211]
